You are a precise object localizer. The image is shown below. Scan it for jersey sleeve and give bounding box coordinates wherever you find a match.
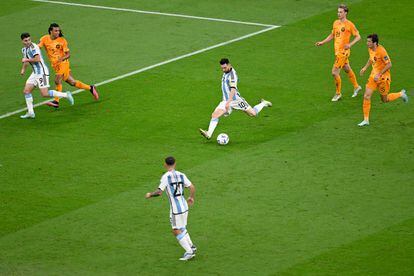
[350,22,359,36]
[229,71,238,88]
[182,174,192,187]
[38,36,45,48]
[32,44,41,57]
[22,48,25,58]
[381,48,391,64]
[158,174,168,191]
[62,38,70,52]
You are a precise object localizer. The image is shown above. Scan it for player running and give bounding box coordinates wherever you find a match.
[199,58,272,140]
[19,33,74,119]
[315,4,362,101]
[145,157,197,261]
[358,34,408,126]
[38,23,99,108]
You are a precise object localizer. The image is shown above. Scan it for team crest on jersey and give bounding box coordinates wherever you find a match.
[384,56,389,60]
[341,27,345,32]
[56,44,61,49]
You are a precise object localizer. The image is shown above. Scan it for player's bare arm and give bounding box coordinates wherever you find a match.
[374,62,392,81]
[22,55,40,64]
[58,51,70,63]
[20,62,29,75]
[345,33,361,49]
[187,184,195,206]
[360,59,372,76]
[225,88,237,110]
[315,33,333,46]
[145,188,163,198]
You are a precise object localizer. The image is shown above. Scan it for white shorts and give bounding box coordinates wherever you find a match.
[26,73,50,89]
[170,211,188,229]
[215,98,250,116]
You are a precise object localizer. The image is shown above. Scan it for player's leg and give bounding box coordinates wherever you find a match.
[38,87,74,105]
[171,213,195,260]
[244,98,272,117]
[38,75,74,106]
[331,59,342,101]
[379,80,408,103]
[66,71,99,100]
[343,63,361,97]
[358,86,375,126]
[199,102,227,139]
[20,82,36,119]
[50,74,63,107]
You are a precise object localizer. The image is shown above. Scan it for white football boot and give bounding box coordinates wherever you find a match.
[331,94,342,102]
[20,112,35,119]
[352,86,362,98]
[401,89,409,103]
[358,120,370,127]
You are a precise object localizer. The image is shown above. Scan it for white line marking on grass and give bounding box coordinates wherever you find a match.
[0,25,279,119]
[32,0,277,28]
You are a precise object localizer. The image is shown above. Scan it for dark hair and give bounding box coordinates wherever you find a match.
[21,32,30,40]
[338,4,348,13]
[220,58,230,65]
[367,34,379,45]
[165,156,176,166]
[48,23,64,37]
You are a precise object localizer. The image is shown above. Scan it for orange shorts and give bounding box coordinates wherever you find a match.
[53,62,71,81]
[334,52,349,69]
[366,75,391,96]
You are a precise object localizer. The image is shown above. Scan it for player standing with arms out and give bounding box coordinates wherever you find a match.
[145,157,197,261]
[358,34,408,126]
[315,4,362,101]
[38,23,99,108]
[19,33,74,119]
[199,58,272,140]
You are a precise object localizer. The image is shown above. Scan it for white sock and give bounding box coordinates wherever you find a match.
[177,231,192,253]
[207,118,219,137]
[185,233,194,247]
[253,102,266,115]
[25,93,34,114]
[48,90,68,98]
[25,94,34,114]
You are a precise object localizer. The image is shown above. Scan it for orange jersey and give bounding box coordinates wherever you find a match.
[332,19,359,55]
[38,35,70,68]
[368,45,391,78]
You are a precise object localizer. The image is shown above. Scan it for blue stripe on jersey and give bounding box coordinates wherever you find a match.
[179,174,187,208]
[167,175,182,213]
[222,77,228,100]
[174,172,188,212]
[26,48,41,74]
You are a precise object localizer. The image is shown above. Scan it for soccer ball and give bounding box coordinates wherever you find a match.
[217,133,229,145]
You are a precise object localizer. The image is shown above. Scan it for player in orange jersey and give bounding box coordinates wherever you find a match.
[315,4,362,101]
[357,34,408,126]
[38,23,99,108]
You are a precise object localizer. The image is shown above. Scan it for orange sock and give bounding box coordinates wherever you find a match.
[347,69,359,88]
[54,84,62,102]
[75,80,91,91]
[387,92,402,102]
[363,99,371,121]
[334,75,341,94]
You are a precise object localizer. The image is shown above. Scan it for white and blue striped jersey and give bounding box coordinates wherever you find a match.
[158,170,192,215]
[22,43,49,75]
[221,68,241,101]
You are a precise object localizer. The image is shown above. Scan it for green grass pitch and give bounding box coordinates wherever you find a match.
[0,0,413,274]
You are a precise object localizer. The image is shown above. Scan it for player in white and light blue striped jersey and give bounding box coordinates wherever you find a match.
[199,58,273,140]
[145,157,197,261]
[19,33,74,119]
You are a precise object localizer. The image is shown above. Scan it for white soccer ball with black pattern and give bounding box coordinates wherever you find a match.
[217,133,229,145]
